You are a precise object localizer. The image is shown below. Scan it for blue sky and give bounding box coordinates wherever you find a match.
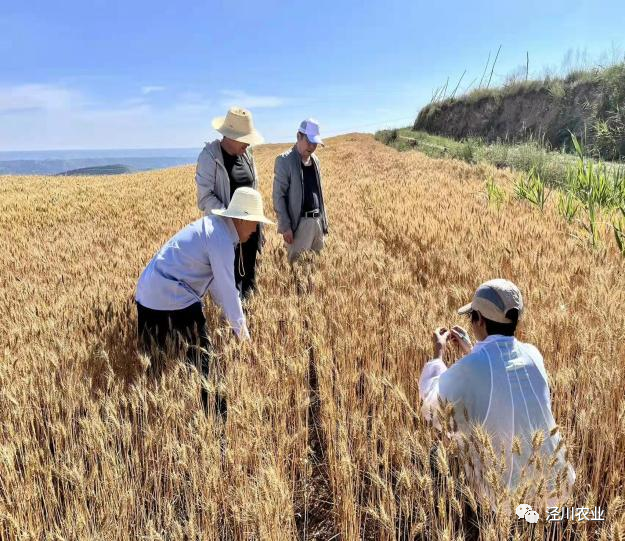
[1,0,623,150]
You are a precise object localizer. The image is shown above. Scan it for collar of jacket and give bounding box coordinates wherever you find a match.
[472,334,516,354]
[290,144,319,168]
[207,138,254,170]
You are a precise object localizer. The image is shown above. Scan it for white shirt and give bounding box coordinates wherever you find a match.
[135,215,249,339]
[419,335,575,509]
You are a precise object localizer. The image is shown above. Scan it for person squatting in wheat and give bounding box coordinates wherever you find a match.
[419,279,576,536]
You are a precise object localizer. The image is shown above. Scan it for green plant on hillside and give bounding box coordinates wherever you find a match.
[461,138,481,164]
[613,207,625,256]
[557,192,580,223]
[547,80,566,100]
[568,132,625,208]
[515,167,551,211]
[485,176,506,209]
[591,106,625,161]
[580,200,600,248]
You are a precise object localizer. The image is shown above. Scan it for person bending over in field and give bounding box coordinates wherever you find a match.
[135,187,274,416]
[419,279,575,524]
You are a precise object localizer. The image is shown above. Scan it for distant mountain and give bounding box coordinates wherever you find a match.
[56,164,132,176]
[0,148,200,175]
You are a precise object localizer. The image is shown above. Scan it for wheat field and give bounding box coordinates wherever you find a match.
[1,134,624,540]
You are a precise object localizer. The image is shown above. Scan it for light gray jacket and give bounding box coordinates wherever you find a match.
[272,145,329,235]
[195,139,259,212]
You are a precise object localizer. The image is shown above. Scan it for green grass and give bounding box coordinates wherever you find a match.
[375,128,625,254]
[375,128,580,185]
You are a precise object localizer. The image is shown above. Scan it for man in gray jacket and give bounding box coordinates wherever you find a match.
[195,107,264,299]
[272,119,329,262]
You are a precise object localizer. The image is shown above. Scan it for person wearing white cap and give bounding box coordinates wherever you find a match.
[272,118,329,263]
[419,279,575,514]
[135,187,274,414]
[195,107,265,299]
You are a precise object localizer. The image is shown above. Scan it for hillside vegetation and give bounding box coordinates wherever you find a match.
[414,63,625,161]
[1,134,624,540]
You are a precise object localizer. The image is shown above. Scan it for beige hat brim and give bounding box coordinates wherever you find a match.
[211,208,274,225]
[457,303,473,315]
[211,116,265,145]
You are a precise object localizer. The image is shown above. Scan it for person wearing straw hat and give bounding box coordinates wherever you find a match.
[419,279,576,515]
[272,118,329,263]
[135,187,274,414]
[195,107,264,300]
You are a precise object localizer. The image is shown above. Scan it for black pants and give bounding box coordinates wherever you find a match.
[136,301,226,418]
[234,228,259,300]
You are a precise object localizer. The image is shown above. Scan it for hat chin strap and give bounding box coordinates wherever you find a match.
[238,243,245,277]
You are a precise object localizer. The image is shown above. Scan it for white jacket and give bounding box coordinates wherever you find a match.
[419,335,575,510]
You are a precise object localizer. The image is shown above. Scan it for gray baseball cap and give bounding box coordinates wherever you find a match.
[458,279,523,324]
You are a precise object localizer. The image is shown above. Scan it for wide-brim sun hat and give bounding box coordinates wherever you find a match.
[212,107,264,146]
[457,278,524,324]
[212,186,274,225]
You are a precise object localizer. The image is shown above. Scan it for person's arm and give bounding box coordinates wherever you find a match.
[247,149,259,189]
[419,327,451,428]
[272,156,293,239]
[316,161,329,234]
[206,238,250,340]
[196,149,226,213]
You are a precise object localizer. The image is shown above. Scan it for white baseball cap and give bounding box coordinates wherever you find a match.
[298,118,324,146]
[458,279,523,324]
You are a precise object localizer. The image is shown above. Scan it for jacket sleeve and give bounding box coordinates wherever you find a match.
[419,358,449,430]
[317,164,329,234]
[206,237,250,340]
[247,150,259,190]
[272,155,292,234]
[246,151,265,251]
[196,149,226,213]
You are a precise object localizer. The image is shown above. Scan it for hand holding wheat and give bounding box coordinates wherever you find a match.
[449,325,472,354]
[433,327,450,360]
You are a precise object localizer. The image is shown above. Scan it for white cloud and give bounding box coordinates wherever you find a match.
[219,90,286,109]
[0,84,79,113]
[141,85,166,95]
[0,82,292,149]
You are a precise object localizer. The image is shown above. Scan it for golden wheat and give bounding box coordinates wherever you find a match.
[0,134,624,540]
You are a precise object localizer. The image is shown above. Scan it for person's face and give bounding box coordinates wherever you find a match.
[233,218,258,243]
[296,133,318,161]
[470,311,488,341]
[222,137,249,156]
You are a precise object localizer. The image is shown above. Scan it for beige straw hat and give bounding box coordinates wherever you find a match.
[212,187,274,225]
[211,107,264,145]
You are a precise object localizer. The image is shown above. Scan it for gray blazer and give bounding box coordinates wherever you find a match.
[272,145,329,235]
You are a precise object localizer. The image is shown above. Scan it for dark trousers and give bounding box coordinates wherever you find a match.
[234,228,259,300]
[136,301,226,418]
